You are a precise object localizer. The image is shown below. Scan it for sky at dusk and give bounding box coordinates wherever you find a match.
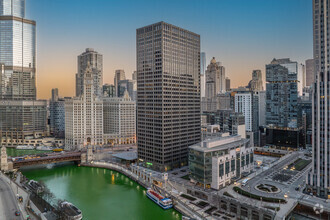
[26,0,313,99]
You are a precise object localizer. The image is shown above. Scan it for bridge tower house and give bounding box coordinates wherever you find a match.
[0,146,9,171]
[87,146,94,163]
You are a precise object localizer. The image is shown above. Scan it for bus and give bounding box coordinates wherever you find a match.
[242,178,250,186]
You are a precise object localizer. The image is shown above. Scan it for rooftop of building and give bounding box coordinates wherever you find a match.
[103,91,135,103]
[112,151,137,161]
[270,58,295,65]
[189,135,249,153]
[136,21,200,37]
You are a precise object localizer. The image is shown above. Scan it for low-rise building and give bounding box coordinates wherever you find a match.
[0,100,48,146]
[1,137,64,148]
[189,135,253,190]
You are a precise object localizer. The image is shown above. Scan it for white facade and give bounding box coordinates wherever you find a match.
[297,63,306,96]
[65,64,104,151]
[189,135,253,190]
[211,136,253,190]
[103,91,136,145]
[235,93,252,132]
[205,57,226,98]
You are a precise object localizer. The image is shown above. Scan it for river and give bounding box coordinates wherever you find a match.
[22,164,182,220]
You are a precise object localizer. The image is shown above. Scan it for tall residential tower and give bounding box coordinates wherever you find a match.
[266,58,298,128]
[76,48,103,97]
[205,57,226,98]
[308,0,330,199]
[136,22,201,171]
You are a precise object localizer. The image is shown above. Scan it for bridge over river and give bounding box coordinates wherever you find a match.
[12,152,82,169]
[1,146,85,171]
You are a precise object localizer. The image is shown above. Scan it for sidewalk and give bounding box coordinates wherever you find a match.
[0,172,40,220]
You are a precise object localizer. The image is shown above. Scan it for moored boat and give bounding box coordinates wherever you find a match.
[53,148,63,152]
[36,146,53,151]
[146,188,173,209]
[16,145,35,150]
[59,201,82,220]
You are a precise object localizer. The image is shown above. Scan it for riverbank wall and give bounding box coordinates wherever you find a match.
[81,161,205,220]
[81,162,151,189]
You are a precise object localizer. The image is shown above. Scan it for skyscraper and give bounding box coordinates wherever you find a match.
[50,88,69,138]
[235,92,253,132]
[114,69,126,97]
[305,59,315,87]
[200,52,206,98]
[76,48,103,97]
[205,57,226,98]
[136,22,201,171]
[225,77,231,91]
[0,0,47,143]
[266,58,298,128]
[297,63,306,96]
[117,79,137,101]
[102,84,115,97]
[247,70,263,91]
[307,0,330,199]
[65,63,103,150]
[132,71,137,81]
[0,0,36,100]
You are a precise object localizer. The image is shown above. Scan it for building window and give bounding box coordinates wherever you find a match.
[219,163,224,177]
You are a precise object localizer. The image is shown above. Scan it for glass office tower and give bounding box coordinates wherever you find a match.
[0,0,36,100]
[136,22,201,172]
[0,0,47,143]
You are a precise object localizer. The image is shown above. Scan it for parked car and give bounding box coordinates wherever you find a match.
[15,211,21,216]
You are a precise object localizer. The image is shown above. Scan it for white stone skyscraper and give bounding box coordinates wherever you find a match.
[136,22,201,171]
[307,0,330,199]
[205,57,226,98]
[65,63,103,150]
[76,48,103,97]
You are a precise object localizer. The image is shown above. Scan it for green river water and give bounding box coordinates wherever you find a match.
[5,147,181,220]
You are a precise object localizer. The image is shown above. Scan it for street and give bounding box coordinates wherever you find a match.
[0,177,23,220]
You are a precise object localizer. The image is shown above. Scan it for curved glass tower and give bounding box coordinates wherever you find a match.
[0,0,36,100]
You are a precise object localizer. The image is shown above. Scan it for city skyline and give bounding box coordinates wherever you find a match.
[25,0,312,99]
[1,0,330,218]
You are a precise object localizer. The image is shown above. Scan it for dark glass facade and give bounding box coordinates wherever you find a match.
[136,22,201,171]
